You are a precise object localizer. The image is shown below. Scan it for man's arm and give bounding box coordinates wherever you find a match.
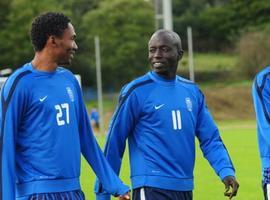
[74,82,130,199]
[0,77,25,199]
[195,90,239,199]
[1,94,16,199]
[79,105,130,196]
[94,88,141,200]
[252,77,270,147]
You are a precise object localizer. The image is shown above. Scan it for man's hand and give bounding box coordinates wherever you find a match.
[118,191,130,200]
[223,176,239,199]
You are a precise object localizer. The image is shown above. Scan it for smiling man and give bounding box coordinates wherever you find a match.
[95,29,239,200]
[0,12,130,200]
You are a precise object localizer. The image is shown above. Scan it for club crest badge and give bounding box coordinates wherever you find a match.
[66,87,74,102]
[185,97,192,112]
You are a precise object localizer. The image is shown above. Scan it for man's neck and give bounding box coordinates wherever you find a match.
[32,52,57,72]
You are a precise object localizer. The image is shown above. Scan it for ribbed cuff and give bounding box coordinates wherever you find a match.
[219,167,235,180]
[116,185,130,196]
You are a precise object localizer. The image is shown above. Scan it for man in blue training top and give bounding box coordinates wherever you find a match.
[90,108,100,129]
[95,29,239,200]
[252,67,270,200]
[0,12,130,200]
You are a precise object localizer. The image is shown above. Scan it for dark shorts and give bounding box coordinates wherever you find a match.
[263,182,270,200]
[16,190,85,200]
[132,187,192,200]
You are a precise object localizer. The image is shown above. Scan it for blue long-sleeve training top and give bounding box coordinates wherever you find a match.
[95,71,235,199]
[0,62,129,199]
[252,66,270,183]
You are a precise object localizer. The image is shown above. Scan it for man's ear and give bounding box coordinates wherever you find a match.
[48,35,58,47]
[178,50,184,60]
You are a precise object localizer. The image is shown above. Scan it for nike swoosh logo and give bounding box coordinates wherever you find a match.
[39,96,48,102]
[154,104,165,110]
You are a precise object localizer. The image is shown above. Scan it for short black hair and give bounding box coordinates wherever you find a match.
[150,29,184,56]
[30,12,71,51]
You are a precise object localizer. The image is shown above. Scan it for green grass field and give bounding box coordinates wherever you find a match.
[181,53,237,72]
[80,120,262,200]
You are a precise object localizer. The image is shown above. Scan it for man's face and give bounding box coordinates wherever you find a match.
[55,23,78,65]
[148,32,180,79]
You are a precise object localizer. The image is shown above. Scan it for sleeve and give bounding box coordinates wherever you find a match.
[95,87,141,200]
[74,82,130,197]
[252,76,270,147]
[195,89,235,180]
[0,79,25,200]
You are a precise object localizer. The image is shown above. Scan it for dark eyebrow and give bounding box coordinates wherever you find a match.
[157,45,171,49]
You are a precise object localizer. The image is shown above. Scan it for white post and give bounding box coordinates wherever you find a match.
[94,36,104,134]
[187,27,195,82]
[0,68,12,76]
[154,0,163,30]
[163,0,173,30]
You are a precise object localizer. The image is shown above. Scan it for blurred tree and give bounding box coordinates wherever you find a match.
[237,26,270,78]
[2,0,269,86]
[173,0,230,51]
[0,0,100,87]
[0,0,154,89]
[173,0,270,51]
[81,0,155,90]
[0,0,64,69]
[0,0,12,69]
[52,0,102,87]
[0,0,11,28]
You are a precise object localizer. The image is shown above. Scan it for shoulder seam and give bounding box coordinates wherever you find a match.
[259,72,270,91]
[118,79,153,104]
[1,70,32,136]
[4,70,32,105]
[176,77,195,85]
[1,70,32,137]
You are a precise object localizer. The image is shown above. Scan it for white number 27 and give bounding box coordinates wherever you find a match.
[55,103,70,126]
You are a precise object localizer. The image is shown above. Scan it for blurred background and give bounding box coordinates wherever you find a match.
[1,0,270,121]
[1,0,270,199]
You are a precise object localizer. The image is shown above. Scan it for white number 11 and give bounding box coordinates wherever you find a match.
[172,110,181,130]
